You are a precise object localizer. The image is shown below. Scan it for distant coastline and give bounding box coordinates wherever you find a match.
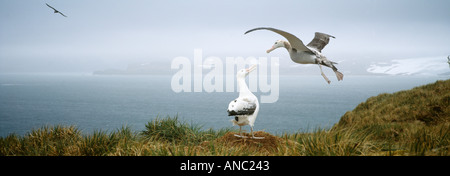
[94,56,450,76]
[93,63,167,75]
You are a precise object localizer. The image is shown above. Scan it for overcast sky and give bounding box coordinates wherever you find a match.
[0,0,449,73]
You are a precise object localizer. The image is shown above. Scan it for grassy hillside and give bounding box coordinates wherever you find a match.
[332,79,449,155]
[1,79,449,156]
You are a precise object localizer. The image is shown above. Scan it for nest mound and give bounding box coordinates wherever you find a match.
[213,131,289,153]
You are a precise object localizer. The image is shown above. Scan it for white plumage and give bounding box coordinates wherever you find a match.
[227,65,263,139]
[245,27,343,84]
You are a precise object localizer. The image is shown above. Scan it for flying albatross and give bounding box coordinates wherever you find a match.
[46,3,67,17]
[227,65,263,139]
[245,27,343,84]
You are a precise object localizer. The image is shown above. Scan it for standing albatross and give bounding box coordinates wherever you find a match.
[46,3,67,17]
[245,27,343,84]
[227,65,263,139]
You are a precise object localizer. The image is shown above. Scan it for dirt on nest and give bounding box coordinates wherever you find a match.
[212,131,293,153]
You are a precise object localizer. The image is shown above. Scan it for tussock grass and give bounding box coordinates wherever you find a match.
[1,79,449,156]
[0,125,82,156]
[333,79,449,155]
[141,115,233,145]
[294,128,375,156]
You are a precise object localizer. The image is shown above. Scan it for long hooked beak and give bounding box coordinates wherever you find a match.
[246,64,257,73]
[266,46,276,53]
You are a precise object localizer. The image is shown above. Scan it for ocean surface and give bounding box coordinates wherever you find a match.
[0,73,447,137]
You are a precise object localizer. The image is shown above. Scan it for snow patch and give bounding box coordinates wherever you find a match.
[367,56,450,76]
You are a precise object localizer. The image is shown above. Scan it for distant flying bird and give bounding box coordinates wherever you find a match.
[245,27,343,84]
[46,3,67,17]
[227,65,263,139]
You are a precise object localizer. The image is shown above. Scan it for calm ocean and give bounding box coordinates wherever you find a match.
[0,73,446,136]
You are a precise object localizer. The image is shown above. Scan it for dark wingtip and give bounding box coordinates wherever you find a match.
[244,27,270,35]
[327,33,336,39]
[244,29,254,35]
[317,32,336,39]
[328,33,336,39]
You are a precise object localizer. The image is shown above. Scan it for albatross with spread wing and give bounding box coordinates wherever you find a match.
[245,27,343,84]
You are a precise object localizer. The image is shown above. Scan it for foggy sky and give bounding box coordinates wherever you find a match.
[0,0,449,73]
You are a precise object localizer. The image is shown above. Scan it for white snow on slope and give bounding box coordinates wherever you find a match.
[367,56,450,76]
